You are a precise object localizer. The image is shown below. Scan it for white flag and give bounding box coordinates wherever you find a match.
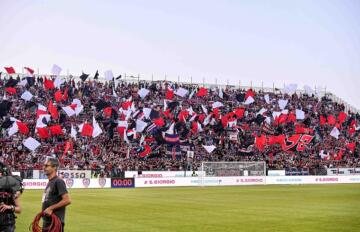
[175,88,188,97]
[330,127,340,139]
[244,96,255,105]
[189,89,195,99]
[163,100,168,111]
[278,99,288,110]
[257,108,267,115]
[136,119,148,132]
[203,114,212,126]
[139,135,145,145]
[112,88,118,97]
[296,109,305,120]
[36,114,50,128]
[21,91,33,101]
[8,122,18,136]
[23,137,41,151]
[142,108,152,119]
[202,145,216,153]
[78,123,84,133]
[123,129,130,144]
[75,104,83,116]
[201,105,208,115]
[104,70,114,81]
[38,104,47,111]
[62,106,76,117]
[219,88,223,99]
[212,101,224,109]
[166,123,175,134]
[92,117,103,138]
[51,64,62,76]
[282,84,297,95]
[264,94,270,104]
[18,79,28,86]
[304,85,314,95]
[54,76,64,88]
[71,125,77,140]
[138,88,150,99]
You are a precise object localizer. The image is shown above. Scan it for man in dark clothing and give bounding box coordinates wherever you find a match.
[0,162,22,232]
[42,158,71,232]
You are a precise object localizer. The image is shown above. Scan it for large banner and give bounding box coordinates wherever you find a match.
[285,168,309,176]
[266,176,360,185]
[58,170,92,179]
[23,178,111,190]
[125,171,203,178]
[327,168,360,176]
[135,176,266,187]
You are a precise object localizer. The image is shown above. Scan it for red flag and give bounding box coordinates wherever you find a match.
[268,134,286,146]
[36,109,48,118]
[278,114,288,124]
[24,67,34,75]
[295,124,314,134]
[4,67,16,74]
[213,108,220,119]
[255,134,266,151]
[287,112,296,123]
[296,134,314,151]
[234,108,245,119]
[81,123,93,137]
[196,87,208,97]
[338,112,347,124]
[335,150,343,161]
[16,121,29,135]
[37,127,50,139]
[327,115,336,125]
[165,89,174,100]
[44,78,55,90]
[346,142,356,153]
[5,87,17,95]
[54,90,63,102]
[48,101,59,120]
[49,125,63,136]
[117,126,126,136]
[320,115,327,125]
[121,101,132,110]
[282,134,301,151]
[178,110,189,122]
[153,117,165,127]
[198,113,206,123]
[163,109,171,118]
[245,89,255,100]
[191,121,199,134]
[103,107,113,117]
[61,140,74,161]
[139,144,151,158]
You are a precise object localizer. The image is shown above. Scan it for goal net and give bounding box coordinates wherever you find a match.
[199,161,266,186]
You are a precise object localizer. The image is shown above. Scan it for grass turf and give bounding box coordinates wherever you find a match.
[15,184,360,232]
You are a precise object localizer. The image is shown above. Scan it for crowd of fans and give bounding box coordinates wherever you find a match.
[0,73,359,178]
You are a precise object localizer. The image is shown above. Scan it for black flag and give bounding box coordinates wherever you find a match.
[94,70,99,80]
[115,75,122,80]
[80,72,89,82]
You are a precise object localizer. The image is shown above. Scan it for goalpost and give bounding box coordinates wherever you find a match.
[199,161,266,186]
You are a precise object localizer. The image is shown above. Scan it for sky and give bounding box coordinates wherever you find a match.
[0,0,359,109]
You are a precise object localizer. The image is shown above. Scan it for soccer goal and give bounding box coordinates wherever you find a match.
[199,161,266,186]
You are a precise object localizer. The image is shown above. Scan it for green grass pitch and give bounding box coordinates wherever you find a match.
[15,184,360,232]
